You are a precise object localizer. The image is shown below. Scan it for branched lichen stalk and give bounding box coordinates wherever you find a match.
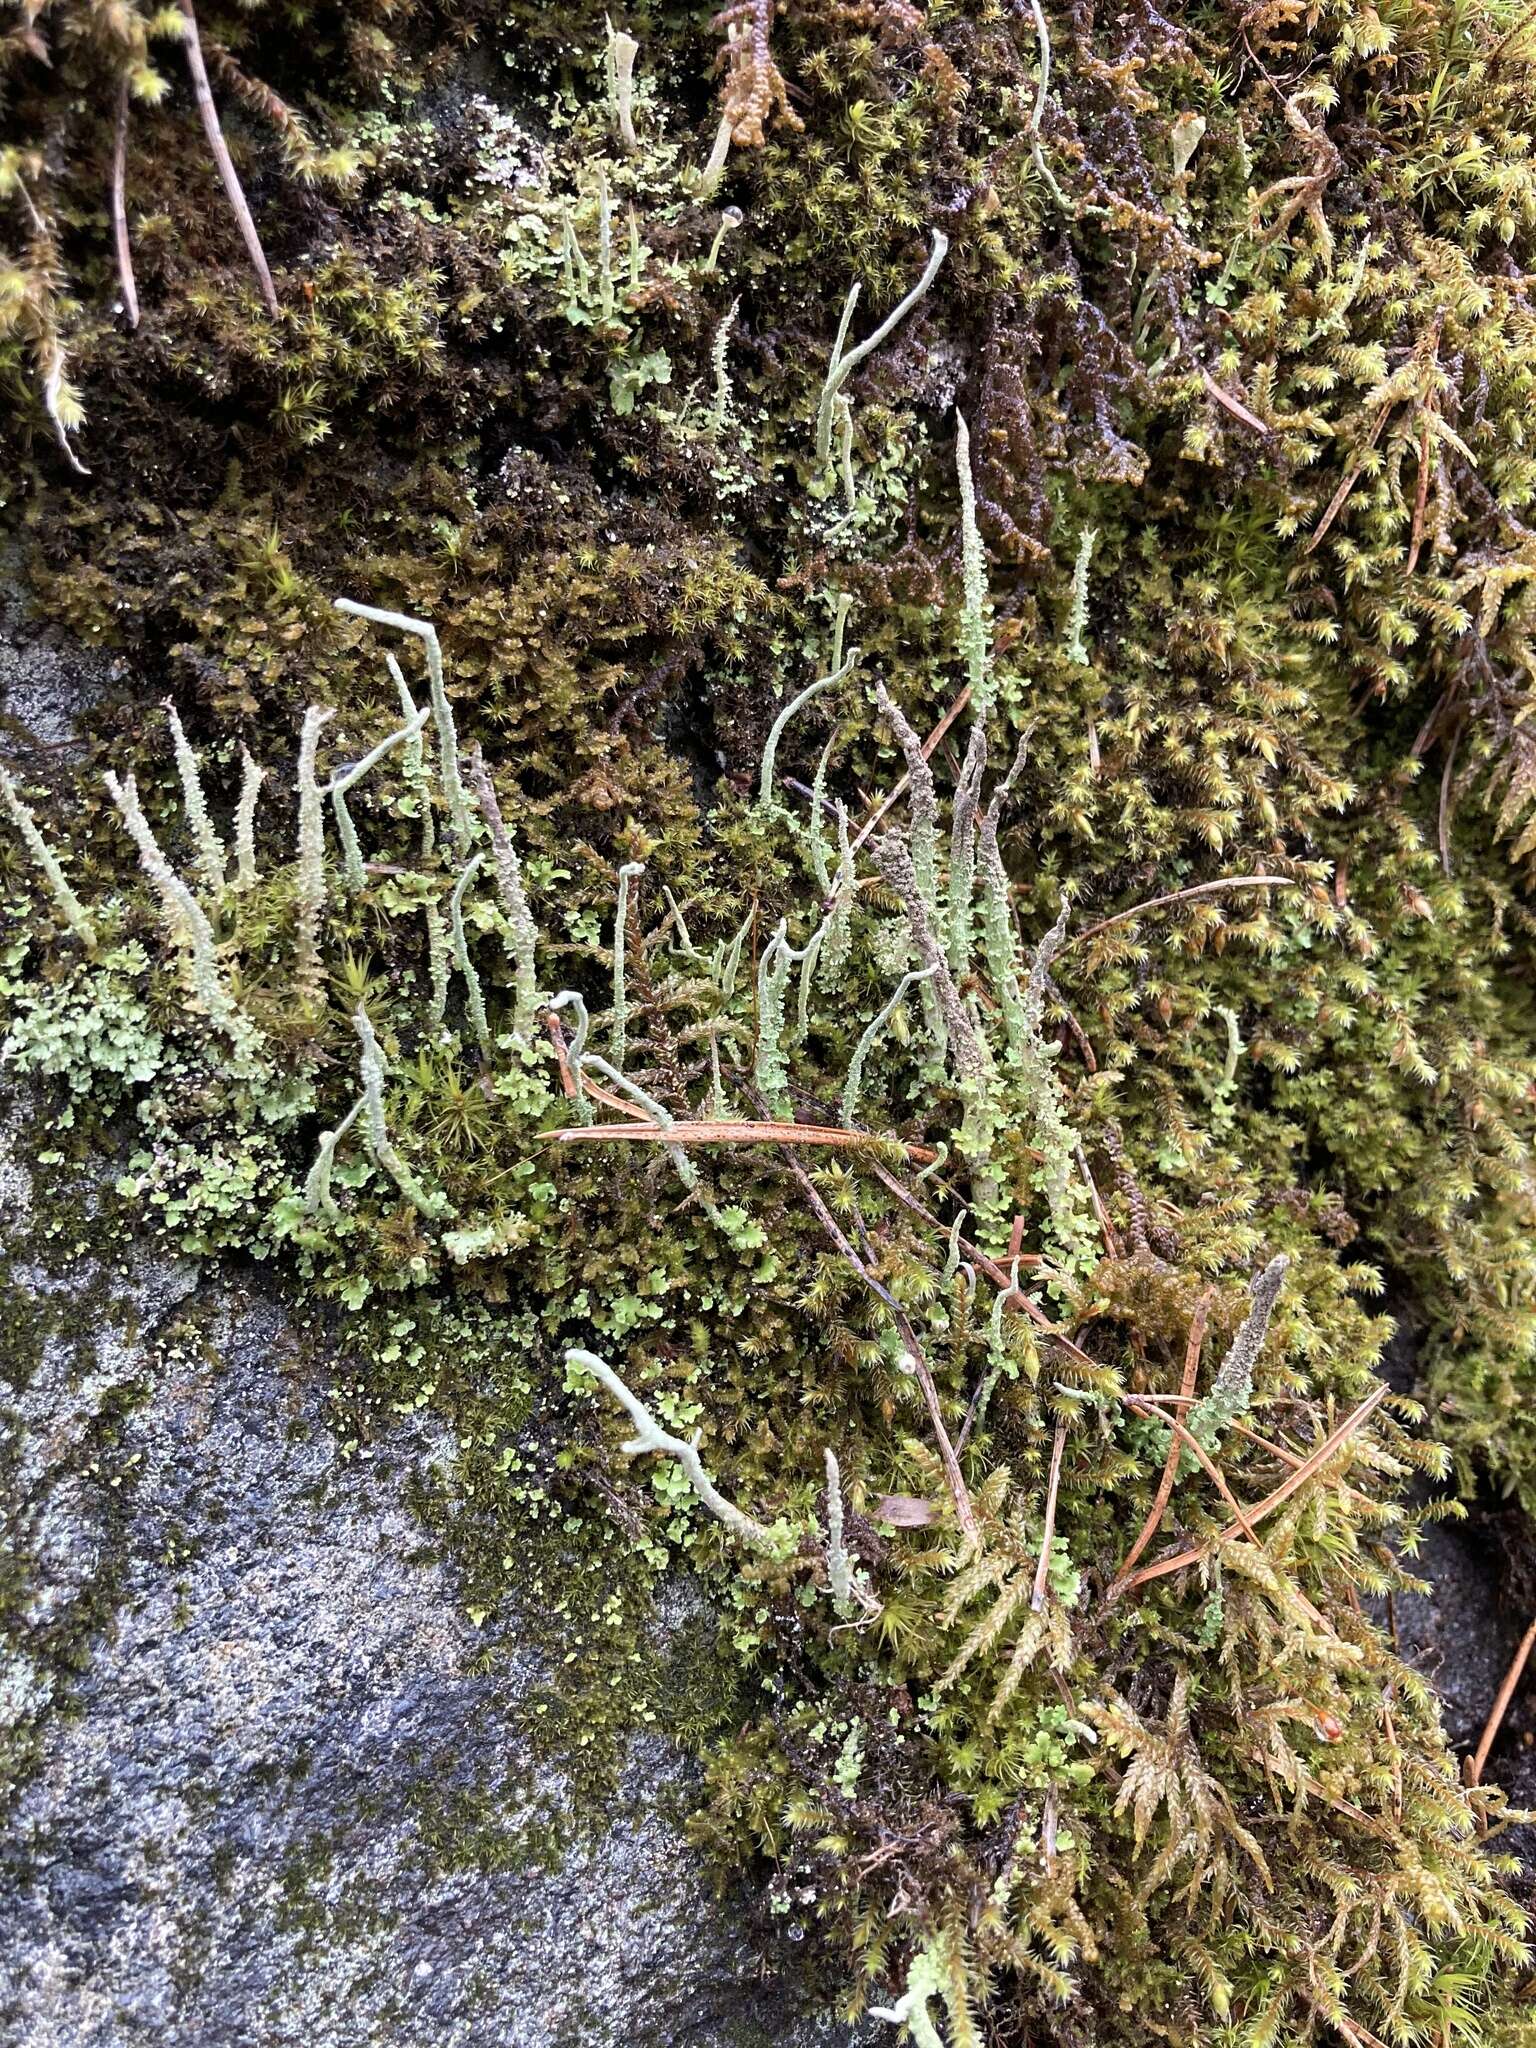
[754,919,795,1113]
[547,989,594,1124]
[976,735,1033,1057]
[466,746,540,1041]
[758,649,857,812]
[104,770,249,1045]
[387,652,434,856]
[327,705,431,893]
[815,232,949,463]
[0,765,98,948]
[822,801,856,980]
[567,1346,777,1551]
[333,599,473,851]
[841,965,937,1129]
[807,731,838,896]
[1013,893,1096,1267]
[717,908,751,998]
[330,787,365,896]
[871,832,988,1090]
[796,919,825,1042]
[304,1096,362,1221]
[708,298,738,435]
[832,394,857,523]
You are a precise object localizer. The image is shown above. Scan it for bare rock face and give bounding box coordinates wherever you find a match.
[0,1130,861,2048]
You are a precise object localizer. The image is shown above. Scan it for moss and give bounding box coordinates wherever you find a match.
[11,0,1536,2040]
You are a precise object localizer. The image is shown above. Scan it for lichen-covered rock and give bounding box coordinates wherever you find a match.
[0,1135,862,2048]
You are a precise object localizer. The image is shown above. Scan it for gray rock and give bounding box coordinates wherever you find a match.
[0,560,119,756]
[0,1135,865,2048]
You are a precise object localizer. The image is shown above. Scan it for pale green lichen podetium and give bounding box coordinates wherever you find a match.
[0,765,98,948]
[611,860,645,1071]
[567,1346,778,1552]
[103,769,251,1048]
[294,705,335,1004]
[333,597,474,851]
[353,1006,449,1217]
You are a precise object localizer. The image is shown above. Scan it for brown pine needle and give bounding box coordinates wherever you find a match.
[1109,1292,1212,1595]
[546,1118,939,1163]
[541,1011,651,1122]
[1467,1613,1536,1787]
[1121,1381,1387,1591]
[1127,1394,1262,1548]
[1202,371,1270,436]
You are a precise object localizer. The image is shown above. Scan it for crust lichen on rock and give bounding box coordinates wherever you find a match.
[7,3,1536,2045]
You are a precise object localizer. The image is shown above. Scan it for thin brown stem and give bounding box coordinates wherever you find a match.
[1405,411,1432,574]
[1438,717,1463,879]
[1467,1615,1536,1787]
[1062,875,1297,952]
[111,78,140,329]
[1303,403,1390,554]
[775,1139,977,1541]
[180,0,279,317]
[1126,1394,1262,1547]
[865,1160,1098,1368]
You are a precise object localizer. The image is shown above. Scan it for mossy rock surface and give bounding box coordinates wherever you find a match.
[9,3,1536,2043]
